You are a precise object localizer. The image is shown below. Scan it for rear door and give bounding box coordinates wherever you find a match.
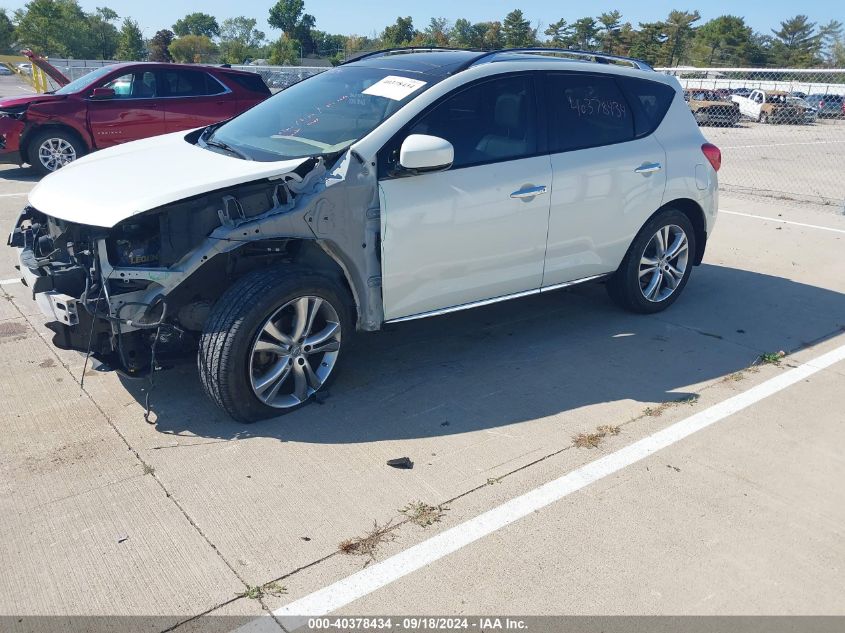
[159,69,238,132]
[541,72,669,286]
[86,69,164,148]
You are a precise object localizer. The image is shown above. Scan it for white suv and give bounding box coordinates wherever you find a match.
[9,48,720,421]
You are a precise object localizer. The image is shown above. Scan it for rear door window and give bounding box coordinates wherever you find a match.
[545,73,634,152]
[162,70,226,97]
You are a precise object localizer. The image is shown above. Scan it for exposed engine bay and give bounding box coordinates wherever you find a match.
[7,150,383,377]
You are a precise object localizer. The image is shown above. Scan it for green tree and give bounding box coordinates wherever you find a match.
[770,15,820,66]
[267,34,300,64]
[692,15,754,66]
[502,9,534,47]
[115,17,145,60]
[480,21,503,49]
[310,30,346,57]
[14,0,93,57]
[423,17,451,46]
[818,19,843,65]
[571,17,599,49]
[663,10,700,65]
[268,0,304,38]
[173,12,219,39]
[0,9,14,54]
[148,28,174,62]
[168,34,217,63]
[629,21,667,65]
[450,18,473,48]
[88,6,119,59]
[219,17,265,64]
[381,16,415,47]
[597,11,622,54]
[544,18,572,46]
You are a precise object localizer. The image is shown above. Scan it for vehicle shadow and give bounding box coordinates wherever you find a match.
[0,165,40,182]
[120,263,845,443]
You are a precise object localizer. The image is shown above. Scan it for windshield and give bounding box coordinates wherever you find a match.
[207,66,434,161]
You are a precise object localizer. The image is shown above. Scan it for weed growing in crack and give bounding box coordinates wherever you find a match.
[400,501,448,528]
[338,520,395,562]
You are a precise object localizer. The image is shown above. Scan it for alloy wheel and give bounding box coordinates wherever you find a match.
[638,224,689,303]
[248,296,341,408]
[38,138,77,172]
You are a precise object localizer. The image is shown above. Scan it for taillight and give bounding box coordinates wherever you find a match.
[701,143,721,172]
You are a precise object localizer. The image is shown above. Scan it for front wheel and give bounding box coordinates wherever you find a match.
[606,209,697,314]
[198,267,353,422]
[28,129,86,175]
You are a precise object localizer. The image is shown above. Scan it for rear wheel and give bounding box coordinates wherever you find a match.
[198,267,353,422]
[607,209,697,314]
[28,129,86,175]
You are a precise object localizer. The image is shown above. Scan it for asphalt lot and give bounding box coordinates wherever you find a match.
[1,73,844,632]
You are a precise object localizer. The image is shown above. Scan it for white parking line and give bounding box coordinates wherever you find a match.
[237,342,845,632]
[0,192,28,198]
[720,209,845,234]
[0,278,21,285]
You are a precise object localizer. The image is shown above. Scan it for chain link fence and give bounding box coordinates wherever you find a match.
[659,67,845,207]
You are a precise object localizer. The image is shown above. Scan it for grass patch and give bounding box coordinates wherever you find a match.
[644,394,700,417]
[240,581,286,600]
[400,501,448,528]
[573,424,623,449]
[759,351,786,365]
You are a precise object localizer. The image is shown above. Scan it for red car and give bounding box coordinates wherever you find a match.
[0,62,270,175]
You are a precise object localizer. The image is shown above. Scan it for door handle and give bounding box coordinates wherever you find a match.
[510,185,548,199]
[635,162,662,174]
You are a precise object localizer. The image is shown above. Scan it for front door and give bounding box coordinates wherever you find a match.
[379,74,552,321]
[86,70,164,148]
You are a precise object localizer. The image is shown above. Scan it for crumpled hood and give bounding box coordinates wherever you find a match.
[28,130,310,227]
[0,93,65,110]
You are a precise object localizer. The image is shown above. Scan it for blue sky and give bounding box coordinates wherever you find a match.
[1,0,840,39]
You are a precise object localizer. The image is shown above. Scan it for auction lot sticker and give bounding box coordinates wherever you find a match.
[363,76,427,100]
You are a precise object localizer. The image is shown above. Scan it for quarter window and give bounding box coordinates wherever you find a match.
[546,73,634,152]
[617,76,676,137]
[405,75,537,169]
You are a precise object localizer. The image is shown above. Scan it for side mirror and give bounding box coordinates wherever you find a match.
[90,87,116,100]
[399,134,454,173]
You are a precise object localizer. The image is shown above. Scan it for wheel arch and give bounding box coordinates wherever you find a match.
[164,237,360,331]
[21,123,91,165]
[654,197,707,265]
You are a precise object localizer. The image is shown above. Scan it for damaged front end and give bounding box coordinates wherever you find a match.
[8,150,383,377]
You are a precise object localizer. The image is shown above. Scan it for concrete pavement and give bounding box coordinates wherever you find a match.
[0,159,843,631]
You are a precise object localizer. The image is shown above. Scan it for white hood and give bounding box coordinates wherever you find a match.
[27,130,310,228]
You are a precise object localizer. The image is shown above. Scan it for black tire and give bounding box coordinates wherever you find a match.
[198,266,353,422]
[606,209,697,314]
[27,128,87,176]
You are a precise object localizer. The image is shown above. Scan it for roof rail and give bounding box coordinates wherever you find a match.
[341,47,485,65]
[457,47,654,72]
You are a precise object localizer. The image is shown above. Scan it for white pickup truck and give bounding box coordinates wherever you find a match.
[731,89,805,123]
